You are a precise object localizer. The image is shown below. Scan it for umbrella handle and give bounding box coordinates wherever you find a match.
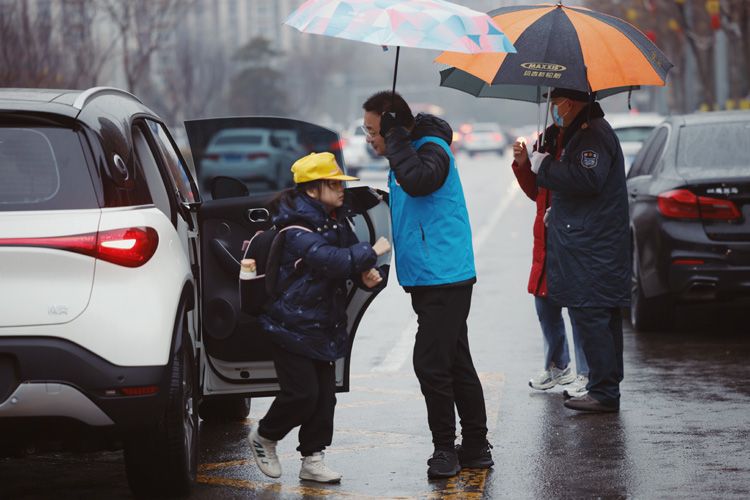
[391,46,401,108]
[539,86,552,152]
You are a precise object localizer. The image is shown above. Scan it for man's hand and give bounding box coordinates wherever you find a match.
[530,151,550,174]
[379,111,409,138]
[361,268,383,289]
[513,137,529,166]
[372,236,391,256]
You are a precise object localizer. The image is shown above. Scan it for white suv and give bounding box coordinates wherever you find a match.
[0,87,391,497]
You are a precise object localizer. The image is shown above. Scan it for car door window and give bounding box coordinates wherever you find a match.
[640,127,668,176]
[628,136,654,178]
[146,120,199,204]
[185,117,344,200]
[133,126,172,219]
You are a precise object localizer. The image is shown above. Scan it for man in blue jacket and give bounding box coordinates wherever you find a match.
[529,88,630,413]
[362,91,491,478]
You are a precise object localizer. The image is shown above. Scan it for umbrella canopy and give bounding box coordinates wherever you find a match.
[439,70,639,104]
[285,0,516,54]
[435,2,672,97]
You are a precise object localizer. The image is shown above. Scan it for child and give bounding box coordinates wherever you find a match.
[249,152,390,483]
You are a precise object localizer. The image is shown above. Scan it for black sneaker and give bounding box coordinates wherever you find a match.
[427,449,461,479]
[456,442,494,469]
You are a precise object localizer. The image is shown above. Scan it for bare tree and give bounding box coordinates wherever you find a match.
[0,0,116,89]
[101,0,191,95]
[158,34,228,124]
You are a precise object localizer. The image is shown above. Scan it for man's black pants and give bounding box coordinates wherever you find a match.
[258,344,336,456]
[410,284,488,451]
[568,307,624,405]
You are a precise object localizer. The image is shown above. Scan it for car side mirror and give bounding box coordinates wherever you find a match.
[211,176,249,199]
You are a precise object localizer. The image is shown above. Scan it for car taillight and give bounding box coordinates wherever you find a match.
[97,227,159,267]
[492,133,503,141]
[330,139,346,151]
[204,153,220,161]
[657,189,741,220]
[0,227,158,267]
[247,152,270,160]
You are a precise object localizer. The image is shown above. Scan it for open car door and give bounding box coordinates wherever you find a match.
[186,117,391,409]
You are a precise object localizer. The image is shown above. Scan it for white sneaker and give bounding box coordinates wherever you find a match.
[249,425,281,478]
[528,365,576,390]
[563,375,589,399]
[299,452,342,483]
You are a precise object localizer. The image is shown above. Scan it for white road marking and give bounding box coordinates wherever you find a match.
[371,181,520,373]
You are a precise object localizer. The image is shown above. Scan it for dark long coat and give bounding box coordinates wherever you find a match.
[536,103,631,308]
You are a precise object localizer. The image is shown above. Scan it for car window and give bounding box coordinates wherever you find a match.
[0,127,99,211]
[471,123,500,132]
[676,121,750,176]
[627,136,653,178]
[147,120,198,203]
[133,126,172,218]
[614,126,655,143]
[639,128,668,176]
[185,117,343,199]
[214,134,264,146]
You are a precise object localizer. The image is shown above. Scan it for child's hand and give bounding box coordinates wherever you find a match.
[372,237,391,256]
[361,268,383,288]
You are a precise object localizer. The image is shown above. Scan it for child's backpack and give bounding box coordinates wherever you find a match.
[239,225,313,316]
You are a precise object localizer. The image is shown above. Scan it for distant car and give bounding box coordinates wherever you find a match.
[341,121,388,177]
[200,127,299,193]
[627,110,750,331]
[461,122,507,157]
[608,112,664,174]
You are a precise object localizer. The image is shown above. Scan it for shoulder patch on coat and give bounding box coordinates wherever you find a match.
[580,150,599,169]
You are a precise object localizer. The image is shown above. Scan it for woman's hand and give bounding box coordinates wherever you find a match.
[372,237,391,256]
[513,137,529,166]
[361,268,383,288]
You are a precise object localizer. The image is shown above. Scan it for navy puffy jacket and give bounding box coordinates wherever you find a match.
[259,193,379,361]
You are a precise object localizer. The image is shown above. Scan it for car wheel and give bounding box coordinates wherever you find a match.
[347,167,360,177]
[630,247,673,332]
[124,318,198,498]
[199,397,251,423]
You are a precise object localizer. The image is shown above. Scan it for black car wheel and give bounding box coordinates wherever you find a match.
[199,396,251,423]
[631,247,673,332]
[124,317,198,498]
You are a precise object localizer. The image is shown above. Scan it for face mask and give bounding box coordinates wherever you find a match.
[551,102,566,126]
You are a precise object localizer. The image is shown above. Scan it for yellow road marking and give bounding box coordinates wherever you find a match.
[197,474,412,499]
[208,371,504,498]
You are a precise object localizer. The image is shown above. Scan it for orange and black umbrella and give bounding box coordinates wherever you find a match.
[436,2,673,102]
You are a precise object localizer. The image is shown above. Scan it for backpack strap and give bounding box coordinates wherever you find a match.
[268,225,314,296]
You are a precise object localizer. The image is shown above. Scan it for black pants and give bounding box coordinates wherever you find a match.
[258,344,337,456]
[568,307,624,405]
[411,285,488,451]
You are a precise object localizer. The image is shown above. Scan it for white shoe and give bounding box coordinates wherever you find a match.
[299,452,342,483]
[563,375,589,399]
[249,425,281,478]
[528,365,576,390]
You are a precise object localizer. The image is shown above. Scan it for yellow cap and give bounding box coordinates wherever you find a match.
[291,152,358,184]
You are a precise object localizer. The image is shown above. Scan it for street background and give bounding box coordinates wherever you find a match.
[2,0,750,498]
[2,0,749,137]
[3,153,749,499]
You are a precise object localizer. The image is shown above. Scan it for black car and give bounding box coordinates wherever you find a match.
[627,110,750,331]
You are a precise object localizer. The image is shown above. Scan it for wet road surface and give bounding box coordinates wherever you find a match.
[2,154,749,499]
